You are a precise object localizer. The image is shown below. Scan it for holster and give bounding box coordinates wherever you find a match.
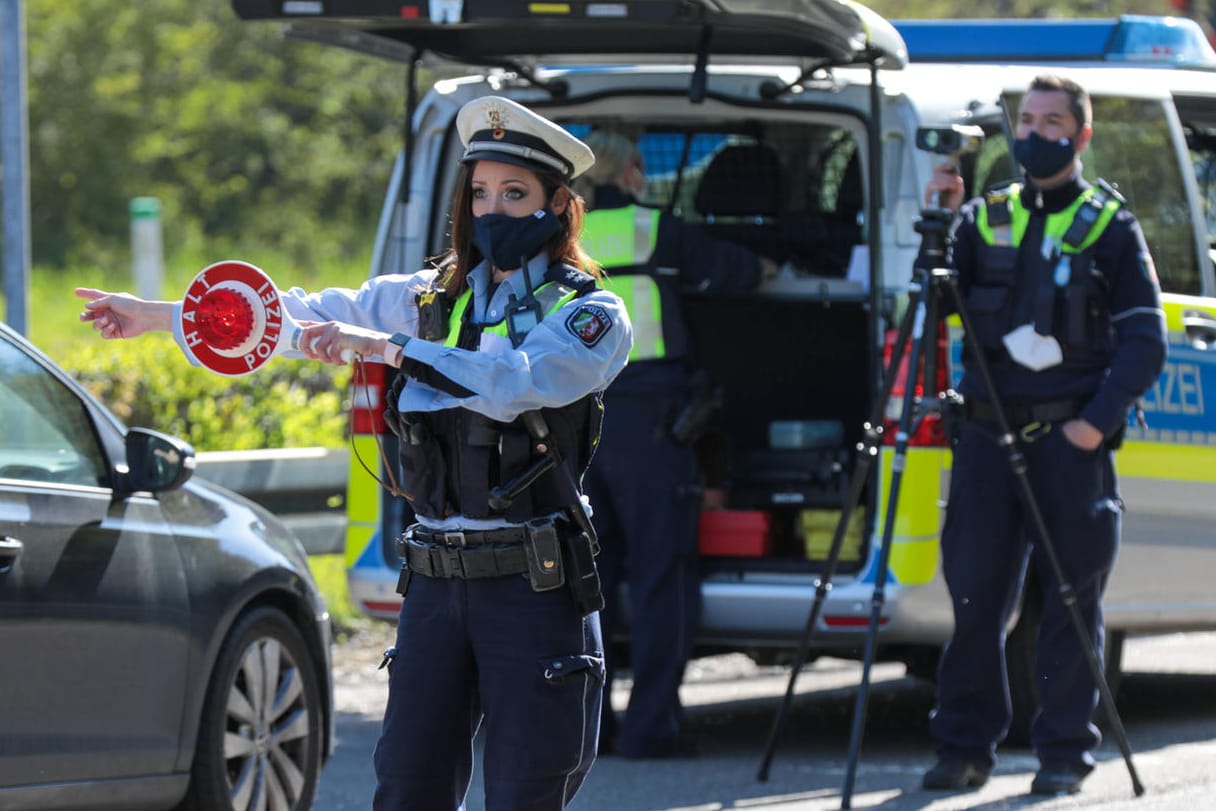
[524,518,565,591]
[670,371,723,445]
[562,528,605,616]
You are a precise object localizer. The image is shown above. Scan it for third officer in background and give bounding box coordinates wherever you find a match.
[920,74,1166,796]
[576,130,777,758]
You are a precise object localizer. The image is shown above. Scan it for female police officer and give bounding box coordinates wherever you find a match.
[77,96,632,810]
[920,75,1165,796]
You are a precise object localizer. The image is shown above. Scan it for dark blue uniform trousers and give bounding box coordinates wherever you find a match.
[582,396,701,755]
[373,572,603,810]
[930,420,1121,771]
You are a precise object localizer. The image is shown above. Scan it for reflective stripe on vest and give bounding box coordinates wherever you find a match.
[604,275,665,361]
[582,205,665,361]
[977,183,1121,254]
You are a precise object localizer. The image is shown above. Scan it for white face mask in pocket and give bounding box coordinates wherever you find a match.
[1002,323,1063,371]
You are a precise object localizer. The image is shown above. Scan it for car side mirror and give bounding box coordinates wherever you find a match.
[124,428,196,493]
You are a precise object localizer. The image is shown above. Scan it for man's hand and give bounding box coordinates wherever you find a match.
[1061,418,1104,451]
[924,162,965,212]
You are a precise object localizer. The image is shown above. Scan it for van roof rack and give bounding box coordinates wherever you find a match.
[893,15,1216,68]
[232,0,907,70]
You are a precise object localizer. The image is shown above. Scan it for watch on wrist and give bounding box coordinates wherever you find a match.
[387,332,410,367]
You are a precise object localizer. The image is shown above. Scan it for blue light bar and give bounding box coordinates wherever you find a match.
[893,15,1216,67]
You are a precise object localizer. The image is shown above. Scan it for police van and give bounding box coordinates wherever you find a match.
[234,2,1216,714]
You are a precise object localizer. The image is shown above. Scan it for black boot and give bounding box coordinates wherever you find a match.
[1030,761,1089,795]
[922,758,990,790]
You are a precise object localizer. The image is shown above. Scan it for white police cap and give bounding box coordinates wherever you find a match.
[457,96,595,180]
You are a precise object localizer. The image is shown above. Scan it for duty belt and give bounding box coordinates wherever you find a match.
[963,397,1082,427]
[399,525,529,580]
[407,526,528,547]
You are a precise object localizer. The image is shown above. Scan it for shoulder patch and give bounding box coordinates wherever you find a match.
[565,303,613,347]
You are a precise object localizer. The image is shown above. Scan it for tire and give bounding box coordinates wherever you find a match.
[1004,574,1124,747]
[183,606,324,811]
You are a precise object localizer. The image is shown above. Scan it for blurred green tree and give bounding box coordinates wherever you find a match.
[25,0,411,269]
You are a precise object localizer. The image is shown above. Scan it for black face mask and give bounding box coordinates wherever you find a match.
[471,208,562,271]
[1013,130,1077,180]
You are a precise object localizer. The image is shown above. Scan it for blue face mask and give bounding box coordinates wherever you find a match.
[1013,131,1077,180]
[471,208,562,271]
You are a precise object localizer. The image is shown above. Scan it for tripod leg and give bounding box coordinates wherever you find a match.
[755,275,927,783]
[840,272,938,809]
[940,271,1145,797]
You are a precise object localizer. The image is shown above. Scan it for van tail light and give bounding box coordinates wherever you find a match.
[361,599,402,618]
[882,321,951,447]
[350,362,387,435]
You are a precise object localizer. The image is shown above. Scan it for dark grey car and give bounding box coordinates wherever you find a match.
[0,321,333,810]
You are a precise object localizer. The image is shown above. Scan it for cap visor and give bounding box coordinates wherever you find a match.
[460,148,566,177]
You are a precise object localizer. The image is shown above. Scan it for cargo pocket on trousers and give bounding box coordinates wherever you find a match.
[542,653,605,685]
[538,653,605,772]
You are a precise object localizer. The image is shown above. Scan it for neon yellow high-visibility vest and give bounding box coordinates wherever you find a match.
[582,205,666,361]
[442,281,580,347]
[977,183,1120,252]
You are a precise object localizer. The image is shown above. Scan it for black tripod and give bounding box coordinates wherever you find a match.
[756,206,1145,807]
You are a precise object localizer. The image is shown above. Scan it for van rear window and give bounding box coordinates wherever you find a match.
[566,119,866,279]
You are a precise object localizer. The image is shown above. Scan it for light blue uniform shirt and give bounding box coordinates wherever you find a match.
[274,253,631,422]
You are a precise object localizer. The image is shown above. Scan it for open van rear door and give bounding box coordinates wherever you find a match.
[232,0,907,71]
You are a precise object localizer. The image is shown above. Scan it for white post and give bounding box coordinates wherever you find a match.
[130,196,163,300]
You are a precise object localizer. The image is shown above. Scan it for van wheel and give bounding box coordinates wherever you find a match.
[181,606,324,810]
[1004,576,1125,747]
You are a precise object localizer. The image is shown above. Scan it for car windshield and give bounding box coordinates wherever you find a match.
[0,336,108,488]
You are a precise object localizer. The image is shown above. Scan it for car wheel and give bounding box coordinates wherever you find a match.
[183,606,323,811]
[1004,574,1124,747]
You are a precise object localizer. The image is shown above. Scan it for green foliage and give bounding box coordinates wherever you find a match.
[25,0,418,270]
[64,331,351,451]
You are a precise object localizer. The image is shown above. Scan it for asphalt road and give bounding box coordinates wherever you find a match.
[318,629,1216,810]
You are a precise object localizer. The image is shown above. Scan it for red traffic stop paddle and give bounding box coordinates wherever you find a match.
[178,260,309,377]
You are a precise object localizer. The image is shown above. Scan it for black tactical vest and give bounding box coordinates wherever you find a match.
[384,264,603,522]
[968,181,1122,372]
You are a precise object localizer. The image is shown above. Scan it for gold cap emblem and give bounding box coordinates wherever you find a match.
[486,105,508,140]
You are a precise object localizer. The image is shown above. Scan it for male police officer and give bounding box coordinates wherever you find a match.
[920,75,1166,795]
[576,130,777,758]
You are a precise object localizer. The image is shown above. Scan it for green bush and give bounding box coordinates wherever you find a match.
[64,333,352,450]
